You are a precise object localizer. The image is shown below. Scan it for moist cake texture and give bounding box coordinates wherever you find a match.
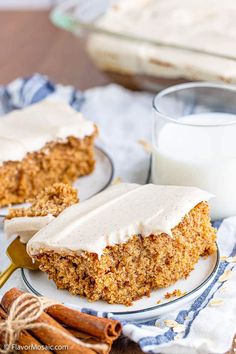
[34,202,215,305]
[5,183,79,243]
[7,183,79,219]
[0,100,97,207]
[24,183,217,306]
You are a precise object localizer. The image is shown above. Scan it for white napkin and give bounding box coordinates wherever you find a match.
[82,84,153,184]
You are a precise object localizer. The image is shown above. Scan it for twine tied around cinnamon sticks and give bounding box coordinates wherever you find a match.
[0,292,108,354]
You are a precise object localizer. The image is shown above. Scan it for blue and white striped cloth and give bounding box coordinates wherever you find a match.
[0,74,235,354]
[0,73,85,113]
[120,219,236,354]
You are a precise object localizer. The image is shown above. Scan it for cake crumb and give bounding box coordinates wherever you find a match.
[164,319,178,327]
[219,269,233,282]
[209,298,224,307]
[173,324,186,333]
[226,256,236,263]
[156,299,162,304]
[174,334,182,341]
[219,285,228,293]
[221,255,236,263]
[112,177,122,185]
[138,139,153,153]
[164,320,185,333]
[220,256,228,261]
[164,289,187,299]
[155,320,161,328]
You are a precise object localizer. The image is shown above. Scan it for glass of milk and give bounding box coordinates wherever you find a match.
[152,82,236,220]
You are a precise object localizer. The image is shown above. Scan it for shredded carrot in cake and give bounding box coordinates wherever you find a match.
[7,183,78,219]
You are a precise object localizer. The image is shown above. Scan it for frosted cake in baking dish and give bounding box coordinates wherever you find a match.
[14,183,217,306]
[87,0,236,86]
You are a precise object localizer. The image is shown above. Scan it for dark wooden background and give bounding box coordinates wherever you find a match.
[0,10,234,354]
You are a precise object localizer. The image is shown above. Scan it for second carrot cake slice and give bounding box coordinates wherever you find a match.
[0,100,97,206]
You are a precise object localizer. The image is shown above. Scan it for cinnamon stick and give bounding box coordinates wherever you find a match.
[68,328,111,354]
[0,306,52,354]
[1,288,96,354]
[46,304,122,344]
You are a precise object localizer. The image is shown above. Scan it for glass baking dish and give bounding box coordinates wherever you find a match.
[51,0,236,92]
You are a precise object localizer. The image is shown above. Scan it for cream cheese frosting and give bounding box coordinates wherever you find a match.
[4,215,55,243]
[27,183,213,258]
[0,99,95,164]
[87,0,236,83]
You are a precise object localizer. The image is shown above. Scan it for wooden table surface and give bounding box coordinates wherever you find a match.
[0,10,110,90]
[0,10,234,354]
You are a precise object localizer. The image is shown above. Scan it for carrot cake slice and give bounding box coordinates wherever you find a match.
[0,99,97,207]
[24,183,216,306]
[5,183,78,243]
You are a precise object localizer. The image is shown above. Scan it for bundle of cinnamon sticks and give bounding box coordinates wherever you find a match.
[0,288,122,354]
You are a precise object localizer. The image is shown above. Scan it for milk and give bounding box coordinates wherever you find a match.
[152,113,236,220]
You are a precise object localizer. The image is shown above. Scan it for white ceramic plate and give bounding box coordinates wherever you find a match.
[0,146,114,217]
[22,247,219,322]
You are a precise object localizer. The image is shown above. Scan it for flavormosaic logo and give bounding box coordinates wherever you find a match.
[4,344,69,351]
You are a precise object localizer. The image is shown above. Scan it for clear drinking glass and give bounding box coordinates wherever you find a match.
[152,82,236,220]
